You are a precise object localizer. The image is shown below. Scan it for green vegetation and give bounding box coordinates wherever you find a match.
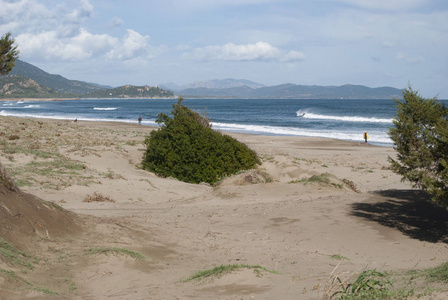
[331,270,392,299]
[87,247,146,260]
[0,32,19,75]
[0,268,57,295]
[0,238,36,270]
[87,84,174,98]
[182,264,279,282]
[331,254,350,261]
[328,261,448,299]
[424,261,448,283]
[142,98,260,184]
[389,85,448,207]
[0,75,67,98]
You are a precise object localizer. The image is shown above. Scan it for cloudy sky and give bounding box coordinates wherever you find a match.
[1,0,447,97]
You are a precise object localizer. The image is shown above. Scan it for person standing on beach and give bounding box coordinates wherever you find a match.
[363,131,369,143]
[138,116,142,125]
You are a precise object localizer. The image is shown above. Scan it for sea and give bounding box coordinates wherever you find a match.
[1,98,447,147]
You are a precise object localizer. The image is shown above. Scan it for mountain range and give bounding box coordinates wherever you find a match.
[160,80,403,99]
[1,60,404,99]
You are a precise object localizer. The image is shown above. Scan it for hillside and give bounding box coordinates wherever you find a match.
[0,75,72,98]
[1,60,403,99]
[176,81,404,99]
[1,60,174,99]
[87,84,174,98]
[9,60,108,95]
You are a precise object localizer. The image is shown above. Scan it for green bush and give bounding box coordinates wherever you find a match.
[389,85,448,207]
[142,98,260,184]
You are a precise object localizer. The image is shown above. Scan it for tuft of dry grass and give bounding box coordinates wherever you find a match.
[83,192,115,203]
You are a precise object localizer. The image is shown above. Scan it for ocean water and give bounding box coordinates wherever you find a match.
[2,98,446,147]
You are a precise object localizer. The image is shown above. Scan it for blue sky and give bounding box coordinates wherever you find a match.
[1,0,447,97]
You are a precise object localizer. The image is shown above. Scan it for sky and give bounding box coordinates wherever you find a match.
[1,0,447,98]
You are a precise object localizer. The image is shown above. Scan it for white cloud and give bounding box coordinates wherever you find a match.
[106,29,157,60]
[108,17,123,29]
[396,51,424,64]
[16,28,164,62]
[281,50,305,62]
[185,41,303,62]
[69,0,93,21]
[334,0,428,11]
[4,0,164,63]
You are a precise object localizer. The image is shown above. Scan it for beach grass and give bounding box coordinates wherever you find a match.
[86,247,146,260]
[182,264,279,282]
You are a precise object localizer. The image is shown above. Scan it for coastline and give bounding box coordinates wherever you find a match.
[1,115,447,299]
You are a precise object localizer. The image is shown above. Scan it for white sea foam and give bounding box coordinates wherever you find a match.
[23,105,41,108]
[297,111,393,123]
[0,110,158,126]
[212,121,393,144]
[93,107,118,111]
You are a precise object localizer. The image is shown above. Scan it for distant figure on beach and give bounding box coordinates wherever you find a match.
[363,131,369,143]
[74,119,77,122]
[138,116,142,125]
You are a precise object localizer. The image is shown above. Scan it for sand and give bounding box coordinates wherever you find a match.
[0,115,447,299]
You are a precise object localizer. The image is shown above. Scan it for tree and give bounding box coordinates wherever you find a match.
[0,32,19,75]
[142,98,260,184]
[389,85,448,207]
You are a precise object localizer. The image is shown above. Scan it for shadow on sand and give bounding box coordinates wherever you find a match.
[351,190,448,243]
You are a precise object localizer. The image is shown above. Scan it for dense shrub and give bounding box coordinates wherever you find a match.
[142,98,260,184]
[389,85,448,207]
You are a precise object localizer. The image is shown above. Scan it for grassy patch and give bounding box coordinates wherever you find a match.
[83,192,115,203]
[0,267,57,295]
[331,269,392,299]
[424,261,448,283]
[0,238,36,270]
[182,264,279,282]
[331,254,350,261]
[86,247,145,260]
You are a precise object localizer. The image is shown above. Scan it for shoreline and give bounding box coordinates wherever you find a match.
[0,114,390,147]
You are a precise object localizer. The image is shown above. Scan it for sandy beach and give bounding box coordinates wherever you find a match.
[1,115,448,299]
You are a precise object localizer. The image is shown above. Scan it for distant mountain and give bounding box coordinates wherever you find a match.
[9,60,109,95]
[1,60,173,99]
[87,84,175,98]
[160,78,265,92]
[0,75,62,98]
[176,81,403,99]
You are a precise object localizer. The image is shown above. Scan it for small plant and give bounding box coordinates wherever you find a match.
[0,238,35,270]
[87,247,145,260]
[331,254,349,261]
[424,261,448,283]
[0,267,57,295]
[0,163,16,191]
[342,178,359,193]
[331,269,392,299]
[182,264,279,282]
[83,192,115,203]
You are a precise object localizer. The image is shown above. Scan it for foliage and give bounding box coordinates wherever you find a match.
[87,84,174,98]
[182,264,279,282]
[0,238,35,270]
[142,98,260,184]
[331,270,392,299]
[0,32,19,75]
[424,261,448,283]
[388,85,448,207]
[86,247,145,260]
[0,75,68,98]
